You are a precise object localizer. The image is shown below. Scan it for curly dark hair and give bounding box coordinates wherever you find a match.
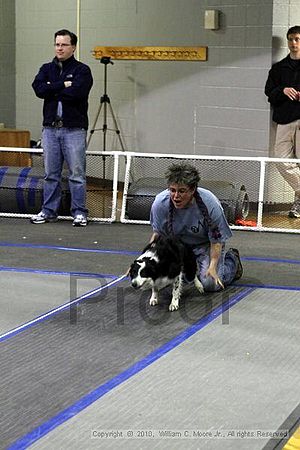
[165,163,220,238]
[165,163,200,189]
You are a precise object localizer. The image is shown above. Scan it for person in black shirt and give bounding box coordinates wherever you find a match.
[265,25,300,218]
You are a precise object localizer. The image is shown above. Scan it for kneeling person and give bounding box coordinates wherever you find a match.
[150,162,243,292]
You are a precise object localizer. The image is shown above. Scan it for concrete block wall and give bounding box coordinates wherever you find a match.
[5,0,296,203]
[14,0,273,158]
[0,0,15,128]
[134,0,273,158]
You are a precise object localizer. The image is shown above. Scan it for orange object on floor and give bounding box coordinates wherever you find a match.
[235,219,257,226]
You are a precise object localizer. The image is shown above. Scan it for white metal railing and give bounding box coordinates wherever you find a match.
[1,147,300,233]
[0,148,123,223]
[120,152,300,234]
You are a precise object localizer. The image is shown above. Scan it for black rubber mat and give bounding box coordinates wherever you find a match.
[0,281,245,448]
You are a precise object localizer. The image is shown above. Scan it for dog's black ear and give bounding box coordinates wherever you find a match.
[128,261,139,279]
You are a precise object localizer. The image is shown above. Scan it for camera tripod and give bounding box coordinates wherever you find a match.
[87,56,125,155]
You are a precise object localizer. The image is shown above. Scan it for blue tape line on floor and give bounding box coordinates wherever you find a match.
[1,242,300,265]
[0,242,140,256]
[243,256,300,265]
[0,265,116,279]
[237,282,300,291]
[0,274,126,344]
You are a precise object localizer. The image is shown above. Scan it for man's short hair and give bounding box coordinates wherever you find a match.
[54,29,77,46]
[287,26,300,38]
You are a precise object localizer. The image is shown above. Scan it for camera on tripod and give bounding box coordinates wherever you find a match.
[100,56,113,65]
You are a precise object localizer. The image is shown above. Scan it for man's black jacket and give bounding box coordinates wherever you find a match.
[265,55,300,124]
[32,55,93,129]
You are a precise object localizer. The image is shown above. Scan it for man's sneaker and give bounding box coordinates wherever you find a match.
[288,198,300,218]
[30,211,57,224]
[72,214,87,227]
[229,248,243,280]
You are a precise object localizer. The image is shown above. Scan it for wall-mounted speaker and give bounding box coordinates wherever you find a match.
[204,10,220,30]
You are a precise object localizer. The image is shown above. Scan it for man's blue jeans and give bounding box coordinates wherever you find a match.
[194,245,238,292]
[42,127,88,217]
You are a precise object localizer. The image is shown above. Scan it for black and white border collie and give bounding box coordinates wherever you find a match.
[129,236,204,311]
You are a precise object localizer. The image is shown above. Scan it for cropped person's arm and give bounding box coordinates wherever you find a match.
[150,232,159,243]
[206,242,224,289]
[60,65,93,101]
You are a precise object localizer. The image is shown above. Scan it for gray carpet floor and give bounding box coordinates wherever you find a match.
[0,218,299,449]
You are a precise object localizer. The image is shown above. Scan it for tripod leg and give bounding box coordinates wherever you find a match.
[107,102,126,151]
[87,102,104,147]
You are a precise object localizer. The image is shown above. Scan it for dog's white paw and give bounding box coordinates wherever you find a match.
[149,297,158,306]
[169,302,179,312]
[196,285,204,294]
[194,277,204,294]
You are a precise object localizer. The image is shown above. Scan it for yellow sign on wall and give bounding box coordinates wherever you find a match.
[93,46,207,61]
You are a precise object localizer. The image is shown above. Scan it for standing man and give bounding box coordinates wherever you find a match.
[31,29,93,226]
[265,25,300,218]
